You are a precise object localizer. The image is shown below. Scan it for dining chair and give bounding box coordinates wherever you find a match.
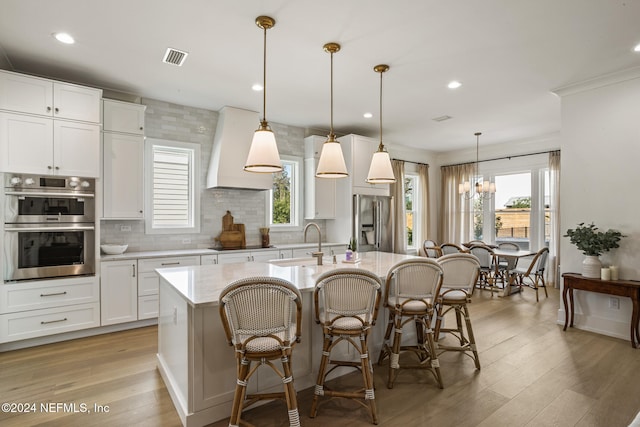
[435,253,482,369]
[310,268,382,424]
[422,239,442,258]
[497,242,520,280]
[511,247,549,302]
[378,258,444,389]
[219,276,303,427]
[469,244,499,295]
[440,242,467,256]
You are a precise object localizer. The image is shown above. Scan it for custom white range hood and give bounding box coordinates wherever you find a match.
[206,106,273,190]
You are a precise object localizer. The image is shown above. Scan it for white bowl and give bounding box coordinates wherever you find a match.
[101,244,128,255]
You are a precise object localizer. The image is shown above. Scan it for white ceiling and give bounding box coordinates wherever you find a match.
[1,0,639,152]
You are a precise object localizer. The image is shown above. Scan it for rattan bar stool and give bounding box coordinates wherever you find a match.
[435,253,482,370]
[219,276,303,427]
[309,268,382,424]
[377,258,444,389]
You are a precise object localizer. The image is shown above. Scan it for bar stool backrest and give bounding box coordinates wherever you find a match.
[385,258,443,307]
[437,253,481,293]
[314,268,382,326]
[220,276,302,350]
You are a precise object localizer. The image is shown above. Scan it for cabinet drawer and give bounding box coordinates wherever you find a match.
[138,272,160,296]
[0,302,100,343]
[138,295,158,320]
[138,256,200,273]
[0,277,99,314]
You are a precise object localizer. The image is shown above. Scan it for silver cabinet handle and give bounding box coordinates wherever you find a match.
[161,262,180,266]
[54,107,59,114]
[132,264,136,277]
[41,318,67,325]
[40,291,67,297]
[46,106,52,112]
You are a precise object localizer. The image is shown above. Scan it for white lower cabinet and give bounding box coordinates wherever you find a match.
[217,250,279,264]
[136,256,200,319]
[0,276,100,343]
[100,260,138,325]
[200,254,218,265]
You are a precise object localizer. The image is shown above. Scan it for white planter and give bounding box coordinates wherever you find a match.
[582,255,602,278]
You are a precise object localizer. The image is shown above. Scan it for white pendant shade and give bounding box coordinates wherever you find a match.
[316,139,348,178]
[366,150,396,184]
[244,127,282,173]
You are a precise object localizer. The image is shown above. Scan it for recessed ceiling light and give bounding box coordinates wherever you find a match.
[634,43,640,52]
[53,32,75,44]
[447,80,462,89]
[363,112,373,119]
[252,83,263,91]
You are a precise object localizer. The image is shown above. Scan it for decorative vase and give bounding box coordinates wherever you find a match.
[582,255,602,278]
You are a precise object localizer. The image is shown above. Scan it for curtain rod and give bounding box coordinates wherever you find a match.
[392,158,429,167]
[441,149,559,168]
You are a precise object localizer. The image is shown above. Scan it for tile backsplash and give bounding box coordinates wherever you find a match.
[100,98,324,252]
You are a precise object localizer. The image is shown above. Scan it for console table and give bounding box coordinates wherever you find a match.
[562,273,640,348]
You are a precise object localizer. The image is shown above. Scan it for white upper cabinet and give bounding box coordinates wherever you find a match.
[304,136,337,219]
[103,99,145,135]
[0,70,102,176]
[101,99,146,219]
[0,70,101,123]
[343,134,390,196]
[0,112,99,176]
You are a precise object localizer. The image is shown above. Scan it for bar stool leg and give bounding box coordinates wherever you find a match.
[229,357,250,427]
[281,354,301,427]
[424,322,443,389]
[377,311,393,365]
[387,313,402,389]
[360,332,378,425]
[310,332,332,418]
[462,304,481,370]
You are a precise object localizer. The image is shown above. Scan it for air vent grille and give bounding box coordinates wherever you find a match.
[162,48,189,66]
[432,115,452,122]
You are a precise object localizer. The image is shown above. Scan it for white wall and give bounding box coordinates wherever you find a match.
[557,69,640,340]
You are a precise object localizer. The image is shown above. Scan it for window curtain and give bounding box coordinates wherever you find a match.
[418,164,431,244]
[549,150,561,287]
[391,159,406,253]
[439,163,475,245]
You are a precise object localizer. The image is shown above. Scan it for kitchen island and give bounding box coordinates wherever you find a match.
[156,251,418,427]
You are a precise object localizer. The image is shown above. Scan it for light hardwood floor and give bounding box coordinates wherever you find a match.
[2,287,639,427]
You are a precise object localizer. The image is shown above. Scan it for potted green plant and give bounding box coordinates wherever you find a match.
[564,222,625,278]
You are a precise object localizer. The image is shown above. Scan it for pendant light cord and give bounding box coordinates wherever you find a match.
[262,25,267,123]
[329,49,334,137]
[378,69,384,151]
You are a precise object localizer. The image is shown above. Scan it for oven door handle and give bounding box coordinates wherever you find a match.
[4,225,95,232]
[4,191,95,198]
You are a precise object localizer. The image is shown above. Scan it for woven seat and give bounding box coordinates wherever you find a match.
[377,258,444,389]
[435,253,482,370]
[219,277,303,427]
[310,268,382,424]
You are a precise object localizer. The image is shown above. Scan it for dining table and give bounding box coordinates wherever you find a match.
[491,248,538,297]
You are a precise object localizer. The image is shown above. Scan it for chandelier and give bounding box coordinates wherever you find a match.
[459,132,496,199]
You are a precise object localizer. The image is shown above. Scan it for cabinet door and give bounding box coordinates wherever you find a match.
[217,252,252,264]
[200,255,218,265]
[103,99,145,134]
[103,132,144,219]
[250,250,280,262]
[352,135,390,196]
[0,71,53,116]
[0,112,53,174]
[53,120,100,177]
[304,157,336,219]
[53,82,101,123]
[100,260,138,326]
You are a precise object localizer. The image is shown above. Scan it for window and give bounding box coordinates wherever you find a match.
[267,156,301,228]
[470,153,548,251]
[145,138,200,234]
[404,174,419,249]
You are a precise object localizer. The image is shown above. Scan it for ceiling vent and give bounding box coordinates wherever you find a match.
[162,47,189,66]
[432,115,452,122]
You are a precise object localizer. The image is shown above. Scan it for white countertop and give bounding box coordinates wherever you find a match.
[157,251,418,306]
[100,242,347,261]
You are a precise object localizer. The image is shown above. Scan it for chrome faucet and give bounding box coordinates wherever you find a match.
[303,222,324,265]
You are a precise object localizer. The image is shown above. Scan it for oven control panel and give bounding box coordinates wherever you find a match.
[5,174,94,192]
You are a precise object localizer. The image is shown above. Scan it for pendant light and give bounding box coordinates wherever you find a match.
[244,15,282,173]
[366,64,396,184]
[459,132,496,199]
[316,42,348,178]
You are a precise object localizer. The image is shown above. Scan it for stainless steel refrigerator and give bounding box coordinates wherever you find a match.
[353,194,394,252]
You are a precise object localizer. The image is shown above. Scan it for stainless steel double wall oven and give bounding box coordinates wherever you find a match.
[3,174,96,282]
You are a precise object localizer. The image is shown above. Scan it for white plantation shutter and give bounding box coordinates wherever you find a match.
[152,146,191,227]
[145,138,200,234]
